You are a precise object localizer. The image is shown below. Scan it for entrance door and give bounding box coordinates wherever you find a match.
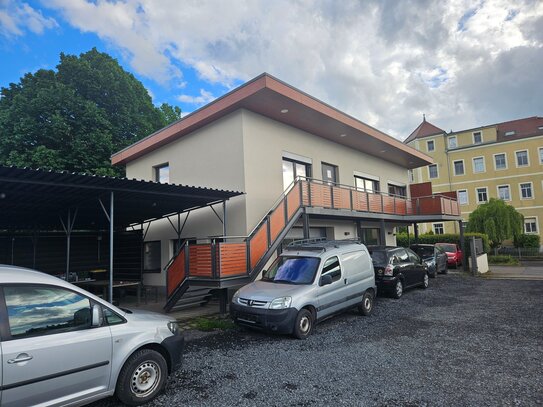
[360,228,381,246]
[321,163,338,185]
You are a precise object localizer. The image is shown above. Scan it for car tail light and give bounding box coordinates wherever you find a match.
[384,264,393,276]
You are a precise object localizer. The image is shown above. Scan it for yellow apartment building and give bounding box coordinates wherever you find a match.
[404,116,543,242]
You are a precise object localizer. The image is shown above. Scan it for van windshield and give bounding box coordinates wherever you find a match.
[261,256,320,285]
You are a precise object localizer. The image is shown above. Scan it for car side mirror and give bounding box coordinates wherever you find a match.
[91,305,103,327]
[319,274,333,286]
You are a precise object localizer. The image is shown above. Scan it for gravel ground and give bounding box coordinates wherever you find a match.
[92,274,543,407]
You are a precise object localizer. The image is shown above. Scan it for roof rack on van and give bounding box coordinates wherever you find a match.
[286,238,362,252]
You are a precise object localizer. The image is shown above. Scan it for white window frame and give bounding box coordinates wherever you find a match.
[524,217,538,234]
[428,164,438,179]
[448,135,457,149]
[476,187,488,203]
[493,152,508,171]
[426,139,435,152]
[457,189,468,205]
[472,156,485,174]
[515,150,530,168]
[539,147,543,165]
[432,223,445,235]
[472,131,483,144]
[453,159,465,176]
[408,169,414,183]
[519,182,534,200]
[497,184,511,201]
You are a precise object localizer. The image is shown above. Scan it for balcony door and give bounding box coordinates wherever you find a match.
[282,158,310,190]
[322,163,338,185]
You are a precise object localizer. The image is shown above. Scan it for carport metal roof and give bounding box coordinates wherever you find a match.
[0,166,242,230]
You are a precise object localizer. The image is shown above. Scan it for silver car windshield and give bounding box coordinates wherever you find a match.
[262,256,320,284]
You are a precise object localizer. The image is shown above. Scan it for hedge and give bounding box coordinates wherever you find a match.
[488,255,519,265]
[513,234,540,248]
[396,232,490,257]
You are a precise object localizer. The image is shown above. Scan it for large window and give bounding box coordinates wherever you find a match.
[355,176,380,193]
[473,157,485,173]
[144,241,161,273]
[428,164,438,179]
[457,190,468,205]
[494,153,507,170]
[472,131,483,144]
[388,183,407,198]
[433,223,444,235]
[448,136,457,149]
[476,187,488,203]
[516,150,529,167]
[497,185,511,201]
[283,158,310,189]
[4,286,92,339]
[360,228,380,245]
[453,160,465,176]
[154,163,170,183]
[539,147,543,164]
[427,140,435,152]
[524,218,538,234]
[520,182,533,199]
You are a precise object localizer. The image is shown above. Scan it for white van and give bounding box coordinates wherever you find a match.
[231,240,376,339]
[0,265,183,406]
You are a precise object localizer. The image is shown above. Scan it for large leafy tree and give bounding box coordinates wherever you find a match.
[0,48,181,175]
[466,198,524,248]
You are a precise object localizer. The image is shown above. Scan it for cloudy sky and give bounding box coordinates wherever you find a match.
[1,0,542,140]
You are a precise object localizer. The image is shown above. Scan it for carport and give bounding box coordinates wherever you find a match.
[0,166,242,302]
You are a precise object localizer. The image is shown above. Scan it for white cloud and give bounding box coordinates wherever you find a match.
[44,0,543,138]
[0,0,58,37]
[177,89,215,105]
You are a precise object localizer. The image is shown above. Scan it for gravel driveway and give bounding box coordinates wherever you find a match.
[92,274,543,406]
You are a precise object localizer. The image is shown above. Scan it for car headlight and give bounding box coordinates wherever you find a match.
[232,290,240,303]
[167,321,179,335]
[269,296,292,309]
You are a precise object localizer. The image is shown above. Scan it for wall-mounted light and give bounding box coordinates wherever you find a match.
[280,109,289,114]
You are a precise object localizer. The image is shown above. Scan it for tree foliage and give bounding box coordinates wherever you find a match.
[466,198,524,248]
[0,48,181,175]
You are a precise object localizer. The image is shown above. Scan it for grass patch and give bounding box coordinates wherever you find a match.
[488,255,520,265]
[191,316,235,331]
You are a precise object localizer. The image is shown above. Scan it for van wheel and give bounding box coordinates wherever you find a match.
[392,279,403,299]
[293,309,313,339]
[358,290,374,316]
[116,349,168,406]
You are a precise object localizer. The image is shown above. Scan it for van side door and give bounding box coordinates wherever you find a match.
[340,249,373,309]
[0,284,112,407]
[316,256,346,319]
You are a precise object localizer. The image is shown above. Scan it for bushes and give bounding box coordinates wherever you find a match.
[396,232,489,257]
[488,255,519,265]
[514,234,540,248]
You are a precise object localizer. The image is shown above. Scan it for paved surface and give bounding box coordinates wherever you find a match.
[91,274,543,407]
[485,261,543,280]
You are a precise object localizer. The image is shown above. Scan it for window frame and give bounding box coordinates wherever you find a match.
[426,139,435,152]
[497,184,511,201]
[433,223,445,235]
[524,217,538,234]
[539,147,543,165]
[493,153,508,171]
[476,187,488,203]
[448,135,457,149]
[153,163,170,183]
[515,150,530,168]
[457,189,468,205]
[321,256,342,282]
[472,156,485,174]
[453,159,465,176]
[519,182,534,200]
[283,157,312,189]
[472,131,483,144]
[143,240,162,273]
[354,174,380,193]
[321,162,339,185]
[428,164,438,179]
[387,182,407,198]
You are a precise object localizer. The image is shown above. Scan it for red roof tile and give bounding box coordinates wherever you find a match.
[404,119,445,144]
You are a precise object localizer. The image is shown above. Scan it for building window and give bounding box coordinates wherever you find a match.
[448,136,457,149]
[457,190,468,205]
[476,187,488,203]
[355,175,380,193]
[428,164,438,179]
[494,153,507,170]
[520,182,533,199]
[321,162,338,185]
[516,150,529,167]
[427,140,435,152]
[433,223,444,235]
[473,157,485,173]
[524,218,538,234]
[388,183,407,198]
[154,163,169,183]
[539,147,543,164]
[497,185,511,201]
[453,160,465,176]
[283,158,310,189]
[408,169,414,183]
[144,241,161,273]
[473,131,483,144]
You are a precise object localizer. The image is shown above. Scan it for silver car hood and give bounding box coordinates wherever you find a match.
[122,308,173,323]
[237,280,314,301]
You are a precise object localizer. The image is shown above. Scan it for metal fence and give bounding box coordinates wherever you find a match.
[495,247,542,259]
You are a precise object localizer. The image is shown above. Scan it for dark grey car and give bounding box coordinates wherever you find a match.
[409,244,448,277]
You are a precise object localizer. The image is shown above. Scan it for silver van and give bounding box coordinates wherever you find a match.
[230,240,376,339]
[0,265,183,406]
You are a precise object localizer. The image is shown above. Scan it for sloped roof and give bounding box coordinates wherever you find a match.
[496,116,543,142]
[404,118,445,144]
[112,73,432,170]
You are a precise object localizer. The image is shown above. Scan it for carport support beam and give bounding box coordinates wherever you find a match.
[459,220,467,271]
[414,223,419,244]
[379,220,386,246]
[109,192,114,303]
[219,288,228,315]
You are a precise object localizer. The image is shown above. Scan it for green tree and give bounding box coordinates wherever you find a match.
[466,198,524,248]
[0,48,181,175]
